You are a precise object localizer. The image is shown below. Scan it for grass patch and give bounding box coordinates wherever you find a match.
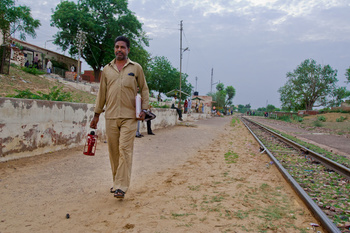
[224,150,239,164]
[312,120,323,127]
[234,210,249,219]
[171,212,195,218]
[188,185,200,191]
[6,86,73,102]
[231,117,240,126]
[1,66,96,103]
[21,66,46,75]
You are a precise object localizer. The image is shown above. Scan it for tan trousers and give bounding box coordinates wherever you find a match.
[106,118,137,193]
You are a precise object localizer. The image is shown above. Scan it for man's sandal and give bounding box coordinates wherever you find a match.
[110,187,115,193]
[114,189,125,199]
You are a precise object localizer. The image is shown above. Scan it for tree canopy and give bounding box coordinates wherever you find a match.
[50,0,149,81]
[278,59,346,111]
[346,67,350,84]
[148,56,192,101]
[147,56,178,101]
[209,83,236,113]
[0,0,40,44]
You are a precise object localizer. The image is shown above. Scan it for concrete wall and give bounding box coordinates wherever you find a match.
[0,98,183,162]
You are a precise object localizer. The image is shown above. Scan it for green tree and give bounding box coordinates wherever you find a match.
[148,56,193,101]
[0,0,40,44]
[208,83,226,108]
[209,83,235,113]
[266,104,276,112]
[279,59,340,111]
[148,56,178,101]
[51,0,149,81]
[328,87,350,107]
[225,85,236,106]
[179,72,193,98]
[346,67,350,84]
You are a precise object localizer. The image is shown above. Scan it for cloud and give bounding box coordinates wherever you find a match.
[134,0,350,43]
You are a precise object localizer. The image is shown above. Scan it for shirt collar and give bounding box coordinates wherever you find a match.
[109,58,134,68]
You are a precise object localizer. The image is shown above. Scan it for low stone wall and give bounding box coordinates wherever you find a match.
[0,98,183,162]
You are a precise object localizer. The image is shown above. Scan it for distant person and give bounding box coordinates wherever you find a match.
[24,60,29,67]
[46,59,52,73]
[187,98,192,114]
[135,121,143,138]
[90,36,149,199]
[33,54,39,68]
[146,106,156,135]
[171,96,183,121]
[184,99,188,113]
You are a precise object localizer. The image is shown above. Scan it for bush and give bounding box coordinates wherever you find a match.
[317,116,326,122]
[6,86,72,102]
[336,116,347,122]
[51,60,68,70]
[313,120,323,127]
[149,101,169,108]
[292,115,304,122]
[277,115,291,122]
[6,89,42,99]
[38,86,72,102]
[318,108,330,114]
[21,66,46,75]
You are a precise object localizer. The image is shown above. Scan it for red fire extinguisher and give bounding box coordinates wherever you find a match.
[83,131,98,156]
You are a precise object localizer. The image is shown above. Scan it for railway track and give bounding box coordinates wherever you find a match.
[241,116,350,233]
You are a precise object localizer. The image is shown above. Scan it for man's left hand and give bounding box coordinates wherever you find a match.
[137,111,146,121]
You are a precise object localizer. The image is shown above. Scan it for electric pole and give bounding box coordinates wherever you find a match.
[178,20,183,109]
[195,76,198,92]
[178,20,189,108]
[75,30,86,82]
[210,68,218,93]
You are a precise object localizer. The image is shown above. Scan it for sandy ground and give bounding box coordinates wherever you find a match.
[0,116,324,233]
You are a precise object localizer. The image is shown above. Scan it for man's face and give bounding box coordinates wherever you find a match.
[114,41,130,61]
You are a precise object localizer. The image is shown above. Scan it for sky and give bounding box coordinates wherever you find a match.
[13,0,350,109]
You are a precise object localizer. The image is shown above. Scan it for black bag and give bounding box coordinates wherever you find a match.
[144,110,156,122]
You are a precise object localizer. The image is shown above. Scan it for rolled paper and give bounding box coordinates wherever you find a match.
[136,93,141,118]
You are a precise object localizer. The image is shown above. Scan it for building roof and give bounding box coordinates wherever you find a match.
[10,37,77,62]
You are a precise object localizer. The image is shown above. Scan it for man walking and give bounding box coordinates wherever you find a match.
[90,36,149,199]
[46,59,52,73]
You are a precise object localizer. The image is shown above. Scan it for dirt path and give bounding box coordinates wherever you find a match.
[0,116,324,233]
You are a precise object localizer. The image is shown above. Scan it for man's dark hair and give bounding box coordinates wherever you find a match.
[115,36,130,48]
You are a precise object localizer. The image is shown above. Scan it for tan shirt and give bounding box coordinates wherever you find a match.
[94,58,149,119]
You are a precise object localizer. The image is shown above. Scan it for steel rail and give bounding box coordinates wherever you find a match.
[241,117,341,233]
[243,117,350,181]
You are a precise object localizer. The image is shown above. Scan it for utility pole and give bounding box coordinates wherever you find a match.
[178,20,183,109]
[195,76,198,91]
[45,40,54,49]
[210,68,218,93]
[75,30,86,82]
[178,20,189,108]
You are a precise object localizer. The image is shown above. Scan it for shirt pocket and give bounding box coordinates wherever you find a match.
[123,75,136,88]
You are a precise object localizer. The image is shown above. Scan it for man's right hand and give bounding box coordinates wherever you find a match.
[90,115,100,129]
